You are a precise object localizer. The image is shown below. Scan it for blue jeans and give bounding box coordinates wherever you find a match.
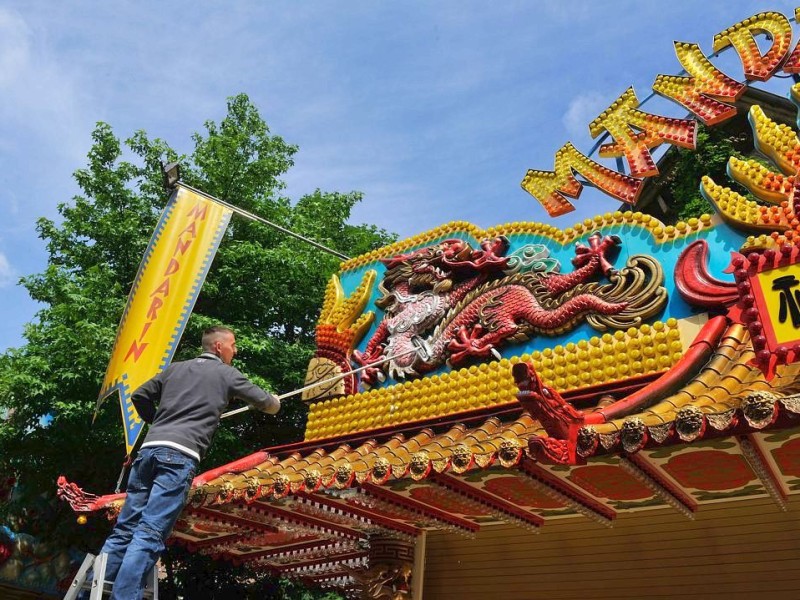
[100,446,197,600]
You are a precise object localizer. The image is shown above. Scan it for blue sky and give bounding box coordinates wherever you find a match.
[1,1,797,351]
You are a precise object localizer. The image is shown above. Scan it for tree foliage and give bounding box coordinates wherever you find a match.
[0,93,394,597]
[161,546,342,600]
[652,124,754,223]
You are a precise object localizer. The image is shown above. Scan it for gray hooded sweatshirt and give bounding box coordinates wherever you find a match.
[131,352,280,461]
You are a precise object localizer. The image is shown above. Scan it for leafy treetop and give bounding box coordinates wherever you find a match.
[0,93,393,598]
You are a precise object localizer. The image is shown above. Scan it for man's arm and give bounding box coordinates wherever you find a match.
[130,373,164,424]
[228,368,280,415]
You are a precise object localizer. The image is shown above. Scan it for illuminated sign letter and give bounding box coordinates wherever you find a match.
[783,9,800,73]
[589,87,697,178]
[713,11,792,81]
[652,42,745,125]
[521,142,643,217]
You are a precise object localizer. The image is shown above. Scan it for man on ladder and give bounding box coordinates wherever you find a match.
[68,326,280,600]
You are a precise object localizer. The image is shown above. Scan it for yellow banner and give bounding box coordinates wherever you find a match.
[97,186,232,453]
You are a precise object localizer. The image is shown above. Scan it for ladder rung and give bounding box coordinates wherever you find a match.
[64,553,158,599]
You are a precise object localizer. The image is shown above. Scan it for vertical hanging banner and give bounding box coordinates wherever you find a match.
[97,185,232,454]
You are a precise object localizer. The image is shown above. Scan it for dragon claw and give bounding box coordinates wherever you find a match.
[447,324,498,364]
[572,232,621,276]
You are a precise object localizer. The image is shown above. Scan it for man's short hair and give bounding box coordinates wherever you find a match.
[202,326,234,351]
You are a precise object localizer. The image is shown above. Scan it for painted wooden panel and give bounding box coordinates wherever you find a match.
[423,497,800,599]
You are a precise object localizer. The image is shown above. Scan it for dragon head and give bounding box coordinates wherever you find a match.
[378,237,511,304]
[512,362,585,442]
[512,362,555,403]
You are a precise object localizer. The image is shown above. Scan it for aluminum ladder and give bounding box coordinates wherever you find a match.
[64,553,158,599]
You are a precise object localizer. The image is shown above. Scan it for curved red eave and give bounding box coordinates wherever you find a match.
[587,314,729,423]
[674,239,738,308]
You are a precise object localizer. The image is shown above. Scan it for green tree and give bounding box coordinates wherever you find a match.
[0,93,394,597]
[652,124,754,223]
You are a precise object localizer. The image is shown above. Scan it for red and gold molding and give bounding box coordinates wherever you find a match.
[576,324,800,457]
[727,244,800,377]
[200,415,540,506]
[339,212,714,272]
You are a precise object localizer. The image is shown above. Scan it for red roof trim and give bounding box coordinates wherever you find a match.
[178,531,246,550]
[429,472,544,527]
[240,539,354,562]
[247,500,367,540]
[520,459,616,520]
[186,506,278,533]
[274,551,369,574]
[626,453,699,512]
[363,482,479,533]
[296,492,421,537]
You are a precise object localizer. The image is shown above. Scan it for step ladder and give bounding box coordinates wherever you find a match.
[64,553,158,599]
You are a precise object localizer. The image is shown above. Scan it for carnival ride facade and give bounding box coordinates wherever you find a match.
[56,8,800,600]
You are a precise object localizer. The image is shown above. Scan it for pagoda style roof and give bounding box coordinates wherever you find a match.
[57,188,800,592]
[58,318,800,585]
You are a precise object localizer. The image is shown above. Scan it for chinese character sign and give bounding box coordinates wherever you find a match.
[751,263,800,350]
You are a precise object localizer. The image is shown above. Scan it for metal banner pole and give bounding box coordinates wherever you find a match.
[221,338,432,419]
[175,181,350,261]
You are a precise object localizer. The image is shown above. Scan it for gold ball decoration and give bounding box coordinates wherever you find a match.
[304,319,688,440]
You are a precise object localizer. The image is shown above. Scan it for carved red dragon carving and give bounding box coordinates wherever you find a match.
[354,232,666,387]
[512,362,587,464]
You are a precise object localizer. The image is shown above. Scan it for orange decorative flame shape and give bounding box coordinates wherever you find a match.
[301,270,376,401]
[701,104,800,246]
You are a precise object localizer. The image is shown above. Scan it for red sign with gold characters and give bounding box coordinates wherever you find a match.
[751,264,800,348]
[730,241,800,379]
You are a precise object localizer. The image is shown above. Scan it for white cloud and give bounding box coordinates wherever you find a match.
[562,91,612,140]
[0,252,15,288]
[0,7,92,163]
[0,9,29,86]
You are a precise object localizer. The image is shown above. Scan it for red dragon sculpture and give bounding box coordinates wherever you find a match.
[512,361,587,465]
[353,232,666,387]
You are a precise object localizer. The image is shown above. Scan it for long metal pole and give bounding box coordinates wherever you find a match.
[177,182,350,261]
[220,346,420,419]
